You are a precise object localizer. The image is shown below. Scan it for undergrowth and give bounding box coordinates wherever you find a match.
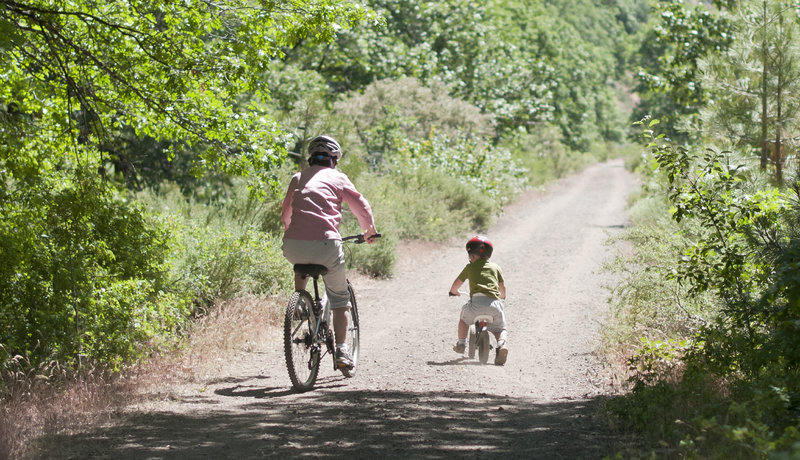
[602,129,800,458]
[1,294,285,459]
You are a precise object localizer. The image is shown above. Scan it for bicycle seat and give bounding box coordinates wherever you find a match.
[294,264,328,278]
[474,314,494,324]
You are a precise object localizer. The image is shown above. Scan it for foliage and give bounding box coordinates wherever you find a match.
[699,0,800,182]
[359,162,495,243]
[604,192,715,353]
[632,0,735,141]
[0,0,377,187]
[138,180,294,306]
[335,76,495,164]
[0,162,182,370]
[388,136,527,208]
[355,131,528,245]
[642,118,796,378]
[607,118,800,457]
[282,0,642,149]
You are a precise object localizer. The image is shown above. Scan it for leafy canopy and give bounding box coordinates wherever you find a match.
[0,0,378,185]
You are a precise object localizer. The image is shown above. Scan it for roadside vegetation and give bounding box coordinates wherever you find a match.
[604,1,800,457]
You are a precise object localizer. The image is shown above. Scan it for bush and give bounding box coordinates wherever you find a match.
[0,166,183,372]
[604,121,800,458]
[138,181,294,308]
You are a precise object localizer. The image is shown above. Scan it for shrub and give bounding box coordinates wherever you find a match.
[0,166,182,372]
[138,181,294,308]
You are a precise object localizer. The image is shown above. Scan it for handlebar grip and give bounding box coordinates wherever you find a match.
[343,232,383,243]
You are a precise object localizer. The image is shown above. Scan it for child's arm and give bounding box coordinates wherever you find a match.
[449,278,464,296]
[499,282,506,300]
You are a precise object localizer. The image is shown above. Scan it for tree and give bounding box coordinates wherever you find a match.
[0,0,376,184]
[700,0,800,183]
[0,0,376,369]
[632,0,735,141]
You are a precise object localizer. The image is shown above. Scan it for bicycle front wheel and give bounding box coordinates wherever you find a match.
[284,290,320,392]
[468,326,477,359]
[340,281,360,378]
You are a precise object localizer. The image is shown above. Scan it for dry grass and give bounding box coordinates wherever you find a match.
[166,293,285,382]
[0,358,137,460]
[0,293,286,460]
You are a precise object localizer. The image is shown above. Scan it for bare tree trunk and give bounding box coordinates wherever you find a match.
[760,0,770,170]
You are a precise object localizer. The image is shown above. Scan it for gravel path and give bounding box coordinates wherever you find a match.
[43,160,638,459]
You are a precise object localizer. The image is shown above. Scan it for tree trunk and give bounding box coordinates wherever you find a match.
[760,0,769,170]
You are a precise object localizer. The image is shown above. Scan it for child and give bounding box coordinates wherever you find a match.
[448,235,509,365]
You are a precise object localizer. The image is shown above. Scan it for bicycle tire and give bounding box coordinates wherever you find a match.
[468,326,476,359]
[477,330,491,364]
[340,281,360,378]
[284,290,320,391]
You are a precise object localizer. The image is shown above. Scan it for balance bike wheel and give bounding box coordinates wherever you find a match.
[468,326,476,359]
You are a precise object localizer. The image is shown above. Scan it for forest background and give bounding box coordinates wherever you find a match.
[2,0,800,458]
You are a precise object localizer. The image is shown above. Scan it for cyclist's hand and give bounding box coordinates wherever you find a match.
[364,225,378,244]
[448,291,460,297]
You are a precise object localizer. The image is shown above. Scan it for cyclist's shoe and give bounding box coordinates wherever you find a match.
[335,348,354,369]
[494,342,508,366]
[453,341,466,354]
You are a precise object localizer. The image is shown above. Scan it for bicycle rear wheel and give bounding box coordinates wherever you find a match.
[284,290,320,391]
[477,330,491,364]
[340,281,360,378]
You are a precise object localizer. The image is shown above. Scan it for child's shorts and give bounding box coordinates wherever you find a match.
[460,294,507,334]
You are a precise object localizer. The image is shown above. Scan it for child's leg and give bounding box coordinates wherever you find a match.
[458,319,469,340]
[493,330,507,346]
[494,329,508,365]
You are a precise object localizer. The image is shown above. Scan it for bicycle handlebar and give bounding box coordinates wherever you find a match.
[342,233,383,244]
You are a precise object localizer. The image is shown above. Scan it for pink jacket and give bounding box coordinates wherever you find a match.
[281,165,375,240]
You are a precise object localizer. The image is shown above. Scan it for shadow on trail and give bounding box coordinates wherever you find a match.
[41,388,632,459]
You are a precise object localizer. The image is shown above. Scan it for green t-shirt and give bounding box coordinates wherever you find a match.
[457,259,504,299]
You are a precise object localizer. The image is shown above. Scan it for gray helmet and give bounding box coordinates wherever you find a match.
[307,135,343,160]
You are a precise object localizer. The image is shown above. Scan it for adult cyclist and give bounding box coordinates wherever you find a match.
[281,135,378,370]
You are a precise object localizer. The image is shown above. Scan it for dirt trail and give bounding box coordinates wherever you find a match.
[44,160,638,459]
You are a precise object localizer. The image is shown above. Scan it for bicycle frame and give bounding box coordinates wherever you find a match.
[307,274,335,365]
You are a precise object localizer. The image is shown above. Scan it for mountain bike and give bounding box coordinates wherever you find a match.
[283,233,381,392]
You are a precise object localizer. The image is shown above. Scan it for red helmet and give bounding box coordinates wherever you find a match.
[466,235,493,259]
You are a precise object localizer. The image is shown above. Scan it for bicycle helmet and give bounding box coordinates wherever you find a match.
[307,135,343,160]
[466,235,493,259]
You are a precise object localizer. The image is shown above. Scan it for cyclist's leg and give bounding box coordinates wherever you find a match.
[488,299,509,365]
[457,318,469,340]
[317,240,350,344]
[332,307,350,344]
[458,300,476,337]
[487,298,507,337]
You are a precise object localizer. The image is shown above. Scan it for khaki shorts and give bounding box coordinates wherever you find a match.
[460,294,507,333]
[282,238,351,309]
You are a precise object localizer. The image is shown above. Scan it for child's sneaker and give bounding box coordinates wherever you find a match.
[453,341,466,354]
[494,342,508,365]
